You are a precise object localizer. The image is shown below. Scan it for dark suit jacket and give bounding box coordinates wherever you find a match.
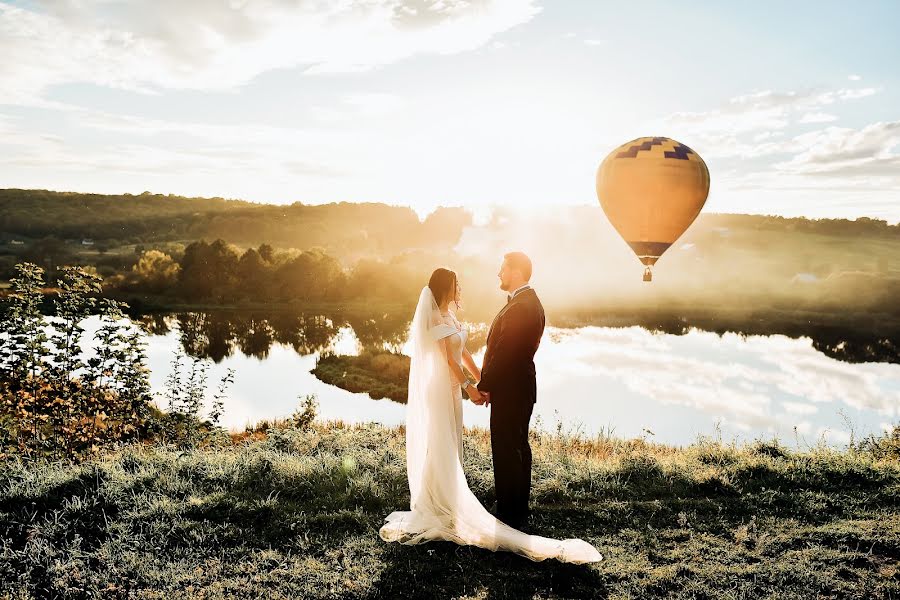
[477,288,545,402]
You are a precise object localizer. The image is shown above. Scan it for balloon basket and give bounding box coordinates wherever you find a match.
[643,267,652,282]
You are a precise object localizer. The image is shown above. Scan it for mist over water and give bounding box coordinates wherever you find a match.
[450,207,899,319]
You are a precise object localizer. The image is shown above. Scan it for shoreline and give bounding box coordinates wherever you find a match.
[112,291,900,332]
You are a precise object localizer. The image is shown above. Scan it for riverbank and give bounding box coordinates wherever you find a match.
[2,422,898,599]
[108,292,412,316]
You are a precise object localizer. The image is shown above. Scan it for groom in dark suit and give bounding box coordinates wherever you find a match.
[476,251,545,529]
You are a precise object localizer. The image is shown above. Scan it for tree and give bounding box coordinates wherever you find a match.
[237,248,269,298]
[131,250,180,293]
[277,250,345,302]
[257,243,275,263]
[178,239,239,300]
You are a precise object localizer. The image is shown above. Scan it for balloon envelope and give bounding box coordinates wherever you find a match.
[596,137,710,272]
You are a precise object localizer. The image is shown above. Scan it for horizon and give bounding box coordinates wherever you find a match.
[4,187,900,226]
[1,1,899,222]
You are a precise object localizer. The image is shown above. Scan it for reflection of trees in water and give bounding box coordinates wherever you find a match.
[177,313,236,363]
[139,308,898,366]
[811,336,899,364]
[345,312,411,353]
[164,311,352,362]
[556,310,900,365]
[268,313,339,356]
[234,317,275,359]
[134,313,175,336]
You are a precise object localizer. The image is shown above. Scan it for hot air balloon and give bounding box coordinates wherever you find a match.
[596,137,710,281]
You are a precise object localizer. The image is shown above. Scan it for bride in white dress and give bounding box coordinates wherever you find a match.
[379,268,602,564]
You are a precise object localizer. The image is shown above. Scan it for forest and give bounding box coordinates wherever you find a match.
[1,188,898,333]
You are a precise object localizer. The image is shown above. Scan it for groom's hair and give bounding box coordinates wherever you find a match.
[428,268,458,306]
[504,251,532,281]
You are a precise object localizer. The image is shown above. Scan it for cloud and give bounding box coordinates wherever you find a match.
[799,112,838,124]
[309,93,407,123]
[0,111,64,152]
[538,327,900,440]
[776,120,900,177]
[848,74,862,81]
[0,0,541,105]
[657,86,881,158]
[0,104,356,187]
[281,160,345,178]
[649,84,900,199]
[782,401,819,416]
[583,38,605,46]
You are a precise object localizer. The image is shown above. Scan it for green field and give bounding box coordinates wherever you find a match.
[2,423,898,599]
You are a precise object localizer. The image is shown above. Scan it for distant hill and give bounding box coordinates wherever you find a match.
[3,189,898,256]
[1,188,898,324]
[0,189,472,260]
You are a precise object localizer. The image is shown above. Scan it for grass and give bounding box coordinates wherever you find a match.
[1,422,898,599]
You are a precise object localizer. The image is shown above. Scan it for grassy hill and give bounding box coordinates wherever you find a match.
[0,189,471,263]
[1,422,898,599]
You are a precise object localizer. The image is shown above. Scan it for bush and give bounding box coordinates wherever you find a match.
[147,348,235,449]
[858,424,900,460]
[292,394,319,430]
[128,249,180,293]
[0,263,153,460]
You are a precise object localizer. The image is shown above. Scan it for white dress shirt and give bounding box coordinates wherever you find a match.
[507,283,532,301]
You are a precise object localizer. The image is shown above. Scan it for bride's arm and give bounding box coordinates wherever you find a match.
[440,338,468,386]
[462,348,481,382]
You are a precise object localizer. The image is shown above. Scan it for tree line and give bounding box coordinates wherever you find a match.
[0,189,472,260]
[108,239,434,307]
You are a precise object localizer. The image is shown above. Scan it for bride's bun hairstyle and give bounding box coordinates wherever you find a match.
[428,268,458,307]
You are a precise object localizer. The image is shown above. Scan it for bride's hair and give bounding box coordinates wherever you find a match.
[428,268,458,308]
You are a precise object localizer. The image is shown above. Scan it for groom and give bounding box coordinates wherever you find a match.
[476,251,545,529]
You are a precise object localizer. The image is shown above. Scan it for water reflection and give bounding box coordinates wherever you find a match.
[532,327,899,446]
[554,311,900,365]
[119,310,900,446]
[134,309,900,367]
[134,312,349,361]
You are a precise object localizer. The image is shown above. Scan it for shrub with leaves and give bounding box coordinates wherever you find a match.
[291,393,318,430]
[149,346,235,449]
[0,262,153,459]
[858,424,900,460]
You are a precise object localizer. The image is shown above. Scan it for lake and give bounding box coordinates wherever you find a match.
[86,310,900,448]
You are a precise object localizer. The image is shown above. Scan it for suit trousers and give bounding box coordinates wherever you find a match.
[489,393,535,527]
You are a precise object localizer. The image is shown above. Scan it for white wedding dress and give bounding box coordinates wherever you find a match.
[378,287,602,564]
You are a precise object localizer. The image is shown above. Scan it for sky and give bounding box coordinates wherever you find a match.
[1,0,899,222]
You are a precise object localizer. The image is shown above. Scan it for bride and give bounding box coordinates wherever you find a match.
[378,268,602,564]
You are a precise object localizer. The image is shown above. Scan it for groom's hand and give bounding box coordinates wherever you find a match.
[474,383,490,407]
[472,390,487,405]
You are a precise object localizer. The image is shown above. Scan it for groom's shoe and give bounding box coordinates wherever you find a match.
[497,511,529,531]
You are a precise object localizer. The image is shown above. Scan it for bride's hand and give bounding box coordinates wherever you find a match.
[467,384,485,405]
